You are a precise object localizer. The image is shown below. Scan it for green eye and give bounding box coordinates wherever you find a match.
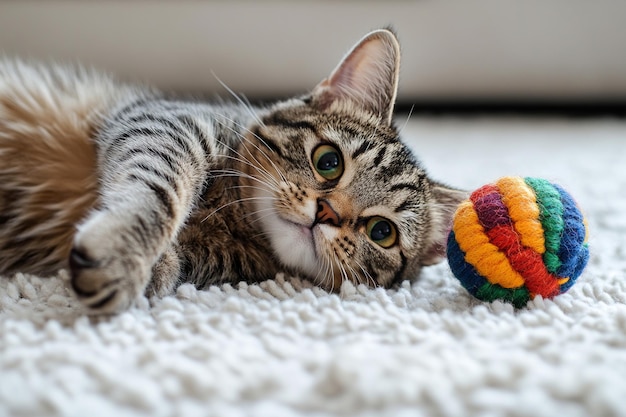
[366,217,398,248]
[312,144,343,181]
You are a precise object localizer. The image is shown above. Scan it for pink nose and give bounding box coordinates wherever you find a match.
[316,199,341,227]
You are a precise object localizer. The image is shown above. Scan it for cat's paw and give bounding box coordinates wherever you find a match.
[69,211,153,314]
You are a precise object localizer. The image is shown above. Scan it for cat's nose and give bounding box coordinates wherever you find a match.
[315,198,341,227]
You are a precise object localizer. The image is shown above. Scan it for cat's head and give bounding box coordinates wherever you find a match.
[239,29,466,290]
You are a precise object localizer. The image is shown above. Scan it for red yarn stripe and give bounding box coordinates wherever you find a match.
[470,184,499,205]
[486,225,560,298]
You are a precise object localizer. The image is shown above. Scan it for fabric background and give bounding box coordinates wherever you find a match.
[1,116,625,417]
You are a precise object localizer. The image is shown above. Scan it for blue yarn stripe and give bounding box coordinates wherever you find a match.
[446,231,487,295]
[560,243,590,292]
[554,184,588,279]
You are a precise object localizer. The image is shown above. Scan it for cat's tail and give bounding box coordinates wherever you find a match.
[0,59,129,275]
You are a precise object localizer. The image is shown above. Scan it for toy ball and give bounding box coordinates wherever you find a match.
[447,176,589,308]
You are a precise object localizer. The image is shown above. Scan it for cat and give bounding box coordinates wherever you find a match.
[0,29,466,314]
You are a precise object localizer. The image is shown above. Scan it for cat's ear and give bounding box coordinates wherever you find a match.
[421,183,469,266]
[311,29,400,124]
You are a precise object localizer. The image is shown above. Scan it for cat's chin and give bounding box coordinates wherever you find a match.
[260,213,322,281]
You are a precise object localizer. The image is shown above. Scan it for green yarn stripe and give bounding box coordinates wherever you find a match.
[524,177,564,274]
[476,282,531,309]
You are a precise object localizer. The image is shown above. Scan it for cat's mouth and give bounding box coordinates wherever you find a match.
[278,217,318,254]
[248,186,334,283]
[264,212,330,281]
[287,218,328,256]
[273,213,347,287]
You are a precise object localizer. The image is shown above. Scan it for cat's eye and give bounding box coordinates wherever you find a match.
[312,144,343,181]
[366,217,398,248]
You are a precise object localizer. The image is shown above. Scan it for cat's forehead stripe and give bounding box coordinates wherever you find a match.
[389,183,423,193]
[351,139,373,160]
[263,115,318,134]
[389,183,425,212]
[394,199,414,213]
[251,125,284,157]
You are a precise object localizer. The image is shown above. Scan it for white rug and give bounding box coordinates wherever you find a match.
[1,116,626,417]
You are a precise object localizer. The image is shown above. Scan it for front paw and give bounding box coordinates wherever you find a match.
[69,213,152,314]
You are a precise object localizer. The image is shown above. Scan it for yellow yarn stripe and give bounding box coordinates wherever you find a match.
[496,177,545,254]
[453,200,525,288]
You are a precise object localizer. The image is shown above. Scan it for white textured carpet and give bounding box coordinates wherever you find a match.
[2,117,626,417]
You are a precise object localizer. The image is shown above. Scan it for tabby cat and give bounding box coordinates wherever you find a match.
[0,29,465,314]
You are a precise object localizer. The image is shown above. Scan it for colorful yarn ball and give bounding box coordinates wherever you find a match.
[447,176,589,308]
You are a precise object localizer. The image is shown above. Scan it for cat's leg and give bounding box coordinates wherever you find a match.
[70,105,211,314]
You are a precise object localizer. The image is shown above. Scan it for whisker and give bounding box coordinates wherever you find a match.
[324,253,333,294]
[243,210,280,228]
[201,196,277,222]
[344,261,359,286]
[353,259,377,288]
[338,262,349,294]
[213,133,278,184]
[210,169,278,191]
[314,247,333,293]
[211,72,265,127]
[326,256,336,294]
[227,184,277,195]
[398,104,415,135]
[214,114,288,184]
[211,139,281,189]
[311,247,329,289]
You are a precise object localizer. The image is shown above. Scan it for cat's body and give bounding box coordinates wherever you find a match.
[0,30,465,313]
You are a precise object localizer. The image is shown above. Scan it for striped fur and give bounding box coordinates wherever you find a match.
[0,30,465,313]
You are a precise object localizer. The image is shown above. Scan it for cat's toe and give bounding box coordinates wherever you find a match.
[69,247,99,271]
[68,243,145,314]
[69,248,102,297]
[69,249,128,313]
[70,269,132,314]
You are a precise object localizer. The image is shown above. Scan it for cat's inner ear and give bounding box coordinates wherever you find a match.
[311,29,401,125]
